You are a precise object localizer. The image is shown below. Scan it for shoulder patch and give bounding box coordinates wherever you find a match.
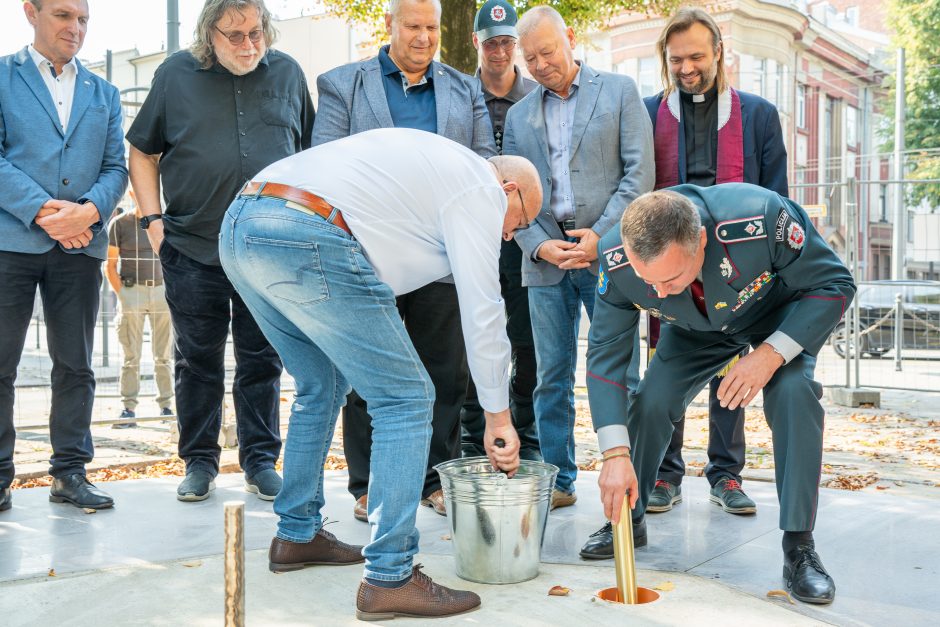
[603,245,631,271]
[715,216,767,244]
[786,221,805,250]
[774,211,791,242]
[597,269,609,295]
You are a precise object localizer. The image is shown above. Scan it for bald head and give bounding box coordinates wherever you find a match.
[489,155,542,240]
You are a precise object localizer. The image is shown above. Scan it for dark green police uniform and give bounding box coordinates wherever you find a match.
[587,183,855,532]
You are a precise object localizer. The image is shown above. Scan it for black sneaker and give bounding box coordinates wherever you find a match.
[784,545,836,604]
[647,480,681,513]
[112,408,137,429]
[177,470,215,502]
[709,478,756,514]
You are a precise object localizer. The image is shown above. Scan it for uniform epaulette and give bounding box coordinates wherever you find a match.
[602,244,630,271]
[715,215,767,243]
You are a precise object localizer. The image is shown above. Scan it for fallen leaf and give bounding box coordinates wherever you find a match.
[766,589,794,604]
[83,508,97,514]
[653,581,675,591]
[48,568,56,577]
[440,535,451,541]
[548,585,570,596]
[876,485,889,490]
[181,560,203,568]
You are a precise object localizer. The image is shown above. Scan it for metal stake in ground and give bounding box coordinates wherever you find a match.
[224,501,246,627]
[612,499,638,604]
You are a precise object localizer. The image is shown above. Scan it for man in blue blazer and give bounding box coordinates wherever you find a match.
[503,6,653,521]
[312,0,497,524]
[639,7,789,523]
[0,0,127,513]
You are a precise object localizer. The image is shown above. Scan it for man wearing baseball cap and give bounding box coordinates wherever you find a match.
[461,0,542,464]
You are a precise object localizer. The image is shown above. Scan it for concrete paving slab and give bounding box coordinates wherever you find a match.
[2,472,938,626]
[0,552,821,627]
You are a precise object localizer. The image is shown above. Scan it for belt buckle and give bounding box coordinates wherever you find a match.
[561,219,576,232]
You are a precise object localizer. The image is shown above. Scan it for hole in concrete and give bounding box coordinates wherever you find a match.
[596,586,660,605]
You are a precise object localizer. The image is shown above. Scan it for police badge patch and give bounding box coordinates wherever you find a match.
[786,222,805,251]
[490,4,506,20]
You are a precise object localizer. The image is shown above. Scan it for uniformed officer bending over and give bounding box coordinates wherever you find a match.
[587,183,854,604]
[219,128,540,620]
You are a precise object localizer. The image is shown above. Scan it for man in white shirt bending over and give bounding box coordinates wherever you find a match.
[219,128,541,621]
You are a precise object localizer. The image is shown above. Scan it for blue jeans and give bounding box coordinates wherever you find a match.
[219,196,433,582]
[528,268,640,494]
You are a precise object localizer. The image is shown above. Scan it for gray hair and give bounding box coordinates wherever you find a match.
[620,191,702,263]
[191,0,277,69]
[517,5,568,39]
[387,0,441,19]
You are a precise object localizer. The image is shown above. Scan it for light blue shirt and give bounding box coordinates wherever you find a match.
[543,67,581,222]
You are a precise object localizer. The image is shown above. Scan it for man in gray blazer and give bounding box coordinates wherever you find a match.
[503,6,654,513]
[312,0,497,523]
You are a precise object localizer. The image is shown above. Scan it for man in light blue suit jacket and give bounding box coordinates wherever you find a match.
[502,6,654,516]
[0,0,127,513]
[312,0,498,527]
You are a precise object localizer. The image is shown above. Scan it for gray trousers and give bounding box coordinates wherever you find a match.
[116,284,174,410]
[629,326,824,532]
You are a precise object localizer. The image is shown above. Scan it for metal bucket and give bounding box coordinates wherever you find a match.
[434,457,558,584]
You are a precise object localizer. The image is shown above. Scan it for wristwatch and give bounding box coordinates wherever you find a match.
[139,214,164,230]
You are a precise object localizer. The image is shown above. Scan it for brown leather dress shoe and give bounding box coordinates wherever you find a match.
[268,528,364,573]
[420,489,446,516]
[356,565,481,621]
[550,489,577,510]
[353,494,368,522]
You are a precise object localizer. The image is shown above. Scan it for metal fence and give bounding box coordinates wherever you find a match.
[792,174,940,393]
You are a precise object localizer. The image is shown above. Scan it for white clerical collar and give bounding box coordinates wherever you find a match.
[692,93,706,103]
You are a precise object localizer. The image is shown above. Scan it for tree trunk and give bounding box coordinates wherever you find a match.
[440,0,478,74]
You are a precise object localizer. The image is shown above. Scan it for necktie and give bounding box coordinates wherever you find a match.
[689,279,708,317]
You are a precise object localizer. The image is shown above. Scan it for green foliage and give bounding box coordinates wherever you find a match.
[322,0,681,64]
[887,0,940,208]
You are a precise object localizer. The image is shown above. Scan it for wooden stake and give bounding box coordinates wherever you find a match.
[224,501,245,627]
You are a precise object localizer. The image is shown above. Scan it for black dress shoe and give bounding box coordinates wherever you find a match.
[49,474,114,509]
[784,545,836,604]
[579,517,647,559]
[0,487,11,511]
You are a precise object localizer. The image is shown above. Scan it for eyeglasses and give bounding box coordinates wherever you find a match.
[482,37,517,52]
[215,26,264,46]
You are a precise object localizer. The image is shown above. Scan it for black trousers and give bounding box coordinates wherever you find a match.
[343,281,468,500]
[0,248,101,487]
[657,359,747,488]
[159,241,282,477]
[460,240,539,459]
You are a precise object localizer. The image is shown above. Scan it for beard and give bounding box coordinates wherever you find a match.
[672,65,717,95]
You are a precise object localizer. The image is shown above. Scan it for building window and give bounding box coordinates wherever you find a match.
[797,84,807,129]
[767,59,779,106]
[753,57,766,98]
[638,56,658,98]
[846,105,859,147]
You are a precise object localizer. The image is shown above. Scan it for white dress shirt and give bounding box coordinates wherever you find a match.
[254,128,511,412]
[28,45,77,132]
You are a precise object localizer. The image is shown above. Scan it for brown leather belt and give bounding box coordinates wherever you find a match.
[240,181,350,235]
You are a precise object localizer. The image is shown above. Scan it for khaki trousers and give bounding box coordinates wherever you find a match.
[116,284,173,409]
